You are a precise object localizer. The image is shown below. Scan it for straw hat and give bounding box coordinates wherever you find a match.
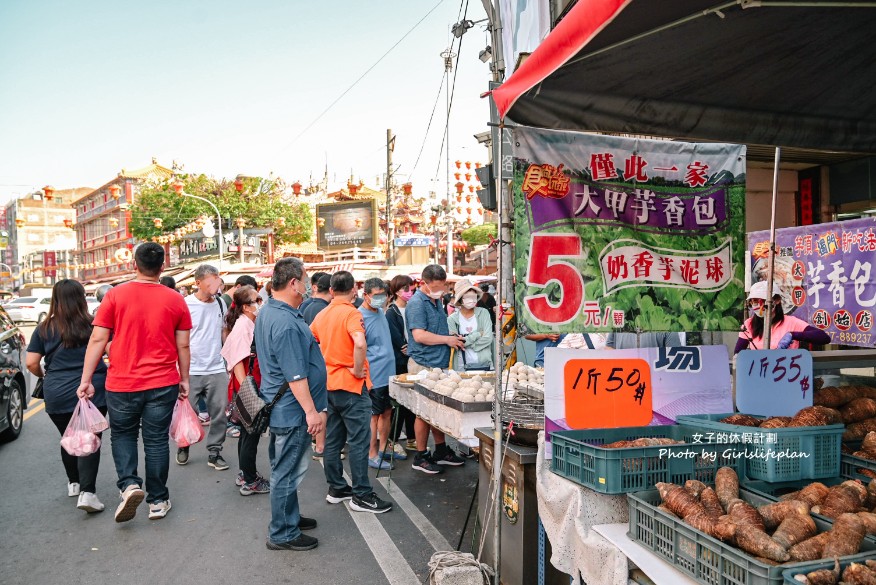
[453,278,483,306]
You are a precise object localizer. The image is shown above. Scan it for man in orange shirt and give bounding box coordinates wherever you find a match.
[310,271,393,514]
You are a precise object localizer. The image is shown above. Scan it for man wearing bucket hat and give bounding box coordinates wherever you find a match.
[447,279,494,371]
[735,280,830,354]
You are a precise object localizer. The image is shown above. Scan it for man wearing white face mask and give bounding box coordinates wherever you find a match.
[448,279,494,371]
[359,278,398,469]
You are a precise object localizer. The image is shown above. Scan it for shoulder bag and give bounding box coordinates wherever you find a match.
[232,356,290,435]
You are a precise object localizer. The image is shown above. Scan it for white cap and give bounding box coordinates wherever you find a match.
[748,280,781,301]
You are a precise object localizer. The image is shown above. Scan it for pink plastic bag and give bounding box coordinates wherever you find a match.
[169,398,205,448]
[60,398,108,456]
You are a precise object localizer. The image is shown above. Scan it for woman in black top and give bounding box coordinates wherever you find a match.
[26,279,108,513]
[386,275,416,448]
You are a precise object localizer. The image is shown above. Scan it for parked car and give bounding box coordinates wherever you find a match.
[86,296,99,316]
[0,305,28,442]
[5,297,51,324]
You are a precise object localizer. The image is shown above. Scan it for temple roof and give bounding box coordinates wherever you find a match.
[119,159,175,181]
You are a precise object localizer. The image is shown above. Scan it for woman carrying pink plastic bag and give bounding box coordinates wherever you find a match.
[26,280,109,514]
[61,398,109,456]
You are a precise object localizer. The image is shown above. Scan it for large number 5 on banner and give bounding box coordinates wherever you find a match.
[524,233,584,324]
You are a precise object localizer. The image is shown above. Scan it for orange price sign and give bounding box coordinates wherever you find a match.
[563,358,653,428]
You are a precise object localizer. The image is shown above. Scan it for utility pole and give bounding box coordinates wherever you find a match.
[386,129,395,266]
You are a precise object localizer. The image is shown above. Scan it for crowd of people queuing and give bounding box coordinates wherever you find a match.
[30,241,493,551]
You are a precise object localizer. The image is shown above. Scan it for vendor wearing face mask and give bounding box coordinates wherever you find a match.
[735,281,830,354]
[447,279,494,371]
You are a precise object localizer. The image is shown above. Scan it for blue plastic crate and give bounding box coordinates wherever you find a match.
[676,413,843,482]
[549,425,744,495]
[628,488,876,585]
[841,452,876,483]
[782,557,876,584]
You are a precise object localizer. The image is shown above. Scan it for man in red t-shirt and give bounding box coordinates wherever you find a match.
[77,243,192,524]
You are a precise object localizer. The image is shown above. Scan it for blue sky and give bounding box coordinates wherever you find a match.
[0,0,493,202]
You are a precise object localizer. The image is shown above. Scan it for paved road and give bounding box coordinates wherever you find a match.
[0,326,481,585]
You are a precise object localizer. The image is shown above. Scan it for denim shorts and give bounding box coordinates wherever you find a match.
[369,385,391,415]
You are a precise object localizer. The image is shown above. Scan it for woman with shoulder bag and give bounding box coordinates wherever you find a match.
[220,285,269,496]
[26,279,108,513]
[447,279,494,371]
[385,275,417,454]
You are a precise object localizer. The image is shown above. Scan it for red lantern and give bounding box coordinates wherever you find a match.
[317,217,326,228]
[153,218,163,229]
[171,181,184,195]
[63,219,73,228]
[455,160,462,169]
[292,181,302,195]
[276,217,286,227]
[109,218,119,228]
[348,182,359,195]
[465,173,471,181]
[466,207,472,215]
[455,182,464,194]
[235,217,246,228]
[402,182,413,195]
[234,178,244,193]
[43,185,55,201]
[468,185,475,193]
[475,162,482,169]
[465,161,472,170]
[354,217,363,228]
[15,217,25,228]
[108,184,121,200]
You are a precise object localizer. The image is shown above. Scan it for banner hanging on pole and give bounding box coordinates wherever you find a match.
[748,217,876,347]
[513,128,746,333]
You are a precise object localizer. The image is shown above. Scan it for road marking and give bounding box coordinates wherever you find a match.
[24,399,45,420]
[377,477,453,552]
[317,460,421,585]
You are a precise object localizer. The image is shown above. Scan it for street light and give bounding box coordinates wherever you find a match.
[479,45,492,63]
[451,18,486,38]
[172,180,224,272]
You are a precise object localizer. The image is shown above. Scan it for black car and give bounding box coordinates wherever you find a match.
[0,305,28,442]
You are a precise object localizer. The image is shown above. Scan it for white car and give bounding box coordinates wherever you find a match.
[86,296,100,316]
[5,297,51,324]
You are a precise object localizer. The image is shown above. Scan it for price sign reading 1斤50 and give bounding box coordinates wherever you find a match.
[563,358,653,429]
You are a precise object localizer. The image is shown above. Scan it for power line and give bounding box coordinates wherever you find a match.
[410,74,446,174]
[434,0,469,181]
[281,0,447,150]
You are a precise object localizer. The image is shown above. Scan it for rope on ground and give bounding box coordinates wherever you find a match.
[427,550,494,584]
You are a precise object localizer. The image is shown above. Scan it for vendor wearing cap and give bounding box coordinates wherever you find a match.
[447,279,494,371]
[735,281,831,354]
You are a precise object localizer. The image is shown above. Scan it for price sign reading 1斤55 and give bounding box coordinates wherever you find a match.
[563,358,653,428]
[735,349,814,417]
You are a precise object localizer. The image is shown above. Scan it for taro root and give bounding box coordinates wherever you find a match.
[813,482,866,518]
[700,487,724,519]
[758,499,810,530]
[728,498,765,532]
[684,479,707,499]
[814,385,859,408]
[793,558,839,585]
[858,511,876,534]
[842,562,876,585]
[685,508,736,542]
[734,524,789,563]
[867,480,876,510]
[795,483,831,508]
[822,513,866,558]
[657,503,679,518]
[719,414,762,427]
[789,406,843,427]
[841,398,876,424]
[772,513,817,549]
[788,532,830,562]
[759,416,792,429]
[844,418,876,442]
[715,467,740,512]
[656,482,703,518]
[603,437,682,448]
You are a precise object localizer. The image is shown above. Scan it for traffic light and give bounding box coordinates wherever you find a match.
[475,164,496,211]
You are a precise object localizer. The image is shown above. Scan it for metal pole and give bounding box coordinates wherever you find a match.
[447,220,453,274]
[491,120,504,585]
[183,192,223,272]
[239,223,245,264]
[763,147,782,349]
[386,129,394,266]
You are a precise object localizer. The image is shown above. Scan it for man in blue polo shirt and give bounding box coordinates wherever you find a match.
[255,257,328,552]
[406,265,466,474]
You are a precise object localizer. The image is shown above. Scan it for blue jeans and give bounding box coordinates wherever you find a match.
[324,389,372,498]
[268,424,311,543]
[105,385,178,504]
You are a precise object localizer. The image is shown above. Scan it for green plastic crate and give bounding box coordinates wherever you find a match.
[549,425,744,495]
[627,488,876,585]
[841,453,876,483]
[676,414,843,482]
[782,557,876,584]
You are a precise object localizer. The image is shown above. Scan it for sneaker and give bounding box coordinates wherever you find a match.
[226,426,241,438]
[326,485,353,504]
[405,439,417,451]
[266,533,318,551]
[240,477,271,496]
[208,453,229,471]
[68,482,80,497]
[412,454,444,475]
[235,471,246,486]
[434,448,466,466]
[311,448,323,460]
[198,412,211,426]
[299,516,317,531]
[77,492,104,513]
[350,492,393,514]
[176,447,189,465]
[368,456,394,470]
[148,500,172,519]
[114,484,145,523]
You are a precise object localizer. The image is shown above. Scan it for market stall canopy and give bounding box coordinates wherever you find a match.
[492,0,876,153]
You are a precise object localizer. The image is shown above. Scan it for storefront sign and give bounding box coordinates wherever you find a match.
[748,217,876,347]
[514,128,746,332]
[544,346,732,458]
[395,236,431,247]
[43,251,57,278]
[735,349,813,416]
